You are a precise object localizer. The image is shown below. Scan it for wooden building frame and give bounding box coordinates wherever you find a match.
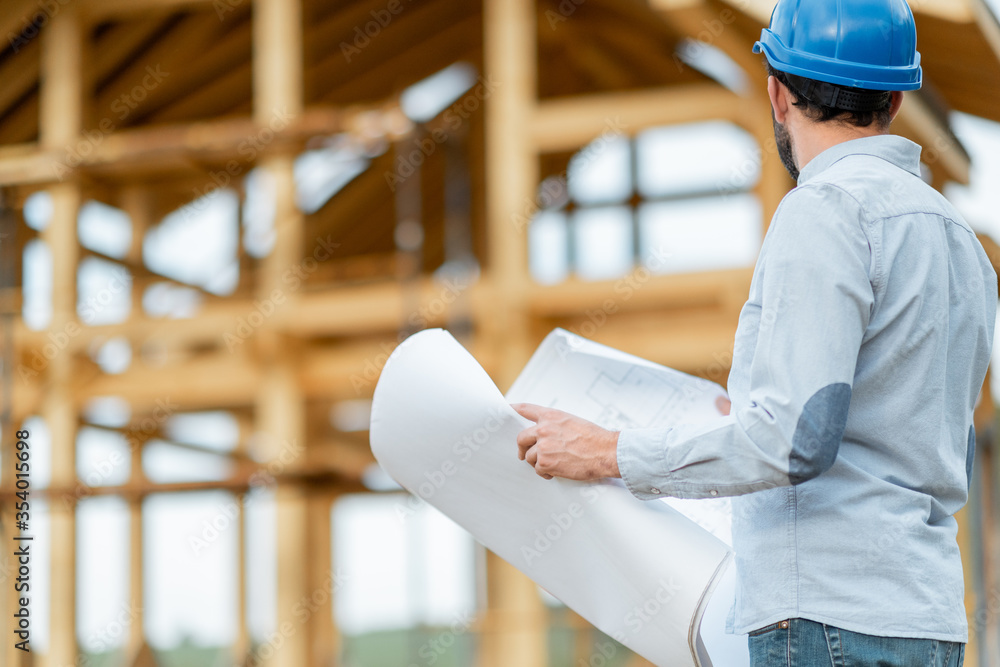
[1,0,1000,665]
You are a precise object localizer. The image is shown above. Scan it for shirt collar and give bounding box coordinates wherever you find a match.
[797,135,924,186]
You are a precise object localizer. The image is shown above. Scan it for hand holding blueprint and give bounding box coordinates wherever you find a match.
[369,328,749,667]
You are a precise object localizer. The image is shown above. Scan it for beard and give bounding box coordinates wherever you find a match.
[772,110,800,182]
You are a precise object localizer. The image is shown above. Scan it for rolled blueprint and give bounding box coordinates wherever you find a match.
[369,328,748,667]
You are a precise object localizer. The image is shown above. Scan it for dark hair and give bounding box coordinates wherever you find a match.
[766,62,893,130]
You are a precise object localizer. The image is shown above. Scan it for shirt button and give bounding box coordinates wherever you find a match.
[710,490,719,497]
[650,487,661,495]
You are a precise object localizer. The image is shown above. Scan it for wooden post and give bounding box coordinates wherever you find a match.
[127,433,145,662]
[2,504,20,667]
[483,0,536,388]
[254,349,309,667]
[307,492,337,664]
[479,552,548,667]
[38,4,84,666]
[481,0,547,664]
[119,187,151,317]
[251,1,326,665]
[42,189,81,667]
[960,374,996,667]
[751,113,793,234]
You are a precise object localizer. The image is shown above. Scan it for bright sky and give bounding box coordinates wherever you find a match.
[13,33,1000,652]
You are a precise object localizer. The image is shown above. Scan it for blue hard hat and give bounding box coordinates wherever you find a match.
[753,0,923,91]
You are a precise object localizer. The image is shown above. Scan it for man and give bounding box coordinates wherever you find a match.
[512,1,998,665]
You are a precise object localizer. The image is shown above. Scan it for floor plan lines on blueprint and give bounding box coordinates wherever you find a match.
[587,366,688,430]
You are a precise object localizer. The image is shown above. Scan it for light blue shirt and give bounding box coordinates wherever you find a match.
[617,135,997,642]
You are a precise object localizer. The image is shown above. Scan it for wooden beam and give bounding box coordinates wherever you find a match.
[0,37,40,122]
[718,0,773,24]
[90,12,245,128]
[0,506,23,666]
[88,17,170,90]
[302,0,467,95]
[654,0,764,83]
[746,107,794,228]
[0,106,343,185]
[126,431,145,662]
[255,345,311,667]
[253,0,302,124]
[969,0,1000,72]
[309,440,376,479]
[78,351,259,410]
[0,472,366,503]
[146,57,253,125]
[251,1,314,664]
[315,13,482,105]
[895,91,971,185]
[525,267,752,316]
[39,7,82,149]
[44,300,752,412]
[78,0,214,20]
[530,84,742,153]
[549,21,644,90]
[306,492,337,664]
[0,0,48,56]
[11,267,760,407]
[977,233,1000,283]
[480,552,550,667]
[719,0,988,30]
[482,0,547,665]
[38,5,83,665]
[554,308,739,379]
[13,277,460,357]
[0,94,39,145]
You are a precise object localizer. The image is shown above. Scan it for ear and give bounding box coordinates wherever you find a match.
[887,91,904,122]
[768,75,791,124]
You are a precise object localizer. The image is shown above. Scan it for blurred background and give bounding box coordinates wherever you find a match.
[3,0,1000,665]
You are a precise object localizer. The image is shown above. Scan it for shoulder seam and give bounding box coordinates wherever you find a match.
[790,182,880,293]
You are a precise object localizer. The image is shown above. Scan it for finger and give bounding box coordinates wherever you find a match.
[715,396,732,416]
[511,402,545,422]
[516,427,538,460]
[524,445,538,467]
[524,448,553,479]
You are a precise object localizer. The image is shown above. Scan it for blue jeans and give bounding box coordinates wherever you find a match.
[748,618,965,667]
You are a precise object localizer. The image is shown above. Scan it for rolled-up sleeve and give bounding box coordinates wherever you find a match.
[617,184,875,500]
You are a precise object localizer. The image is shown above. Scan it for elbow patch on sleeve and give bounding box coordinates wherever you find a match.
[789,383,852,485]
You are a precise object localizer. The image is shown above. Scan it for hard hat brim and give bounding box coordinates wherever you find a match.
[754,29,922,92]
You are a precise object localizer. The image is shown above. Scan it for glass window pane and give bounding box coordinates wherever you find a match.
[78,200,132,260]
[568,135,632,205]
[77,257,131,325]
[143,441,234,484]
[77,427,130,487]
[77,496,131,655]
[639,195,762,274]
[637,122,760,198]
[333,494,476,635]
[144,189,239,296]
[529,211,569,285]
[246,488,276,644]
[144,491,238,648]
[22,239,52,330]
[573,207,634,281]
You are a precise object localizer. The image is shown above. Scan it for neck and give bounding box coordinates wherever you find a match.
[792,120,887,173]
